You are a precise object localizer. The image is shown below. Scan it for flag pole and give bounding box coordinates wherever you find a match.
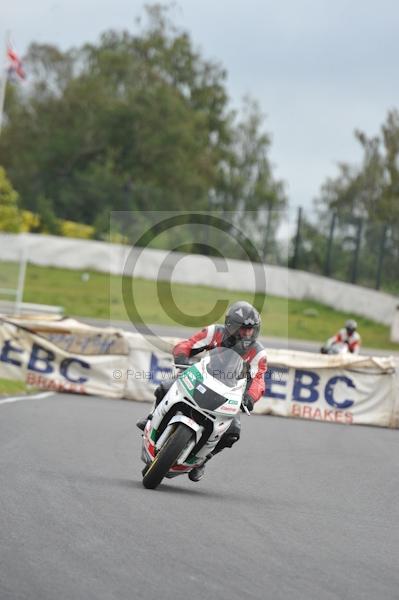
[0,31,10,135]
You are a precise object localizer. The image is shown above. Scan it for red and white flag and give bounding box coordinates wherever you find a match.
[7,45,25,80]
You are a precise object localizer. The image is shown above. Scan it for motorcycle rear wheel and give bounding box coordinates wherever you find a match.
[142,424,193,489]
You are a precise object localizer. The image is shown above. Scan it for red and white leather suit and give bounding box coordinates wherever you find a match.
[330,328,361,354]
[173,324,268,404]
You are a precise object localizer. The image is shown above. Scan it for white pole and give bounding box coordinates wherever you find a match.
[0,31,10,135]
[15,237,27,315]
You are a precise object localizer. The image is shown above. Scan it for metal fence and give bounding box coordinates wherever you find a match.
[287,208,399,293]
[108,208,399,294]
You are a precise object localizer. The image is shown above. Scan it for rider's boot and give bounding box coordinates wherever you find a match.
[188,424,241,482]
[188,454,212,482]
[188,461,207,482]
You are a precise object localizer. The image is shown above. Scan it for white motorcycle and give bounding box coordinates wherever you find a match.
[140,347,248,489]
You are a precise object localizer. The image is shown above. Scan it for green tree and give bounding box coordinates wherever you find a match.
[316,109,399,224]
[0,4,287,261]
[0,166,21,232]
[34,195,60,234]
[214,97,287,261]
[300,110,399,289]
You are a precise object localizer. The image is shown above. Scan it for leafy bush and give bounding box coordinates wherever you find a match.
[0,166,22,232]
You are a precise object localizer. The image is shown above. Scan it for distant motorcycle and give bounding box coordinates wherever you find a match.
[140,347,248,489]
[320,341,349,355]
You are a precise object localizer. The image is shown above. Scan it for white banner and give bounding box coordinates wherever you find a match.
[0,316,398,428]
[255,350,398,428]
[0,316,178,401]
[124,331,176,401]
[0,317,129,398]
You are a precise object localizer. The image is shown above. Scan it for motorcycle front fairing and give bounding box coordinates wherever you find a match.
[322,340,349,355]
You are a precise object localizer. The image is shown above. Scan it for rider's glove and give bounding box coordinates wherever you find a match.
[242,393,254,413]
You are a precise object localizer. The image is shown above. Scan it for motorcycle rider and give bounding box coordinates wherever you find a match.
[322,319,361,354]
[137,301,268,482]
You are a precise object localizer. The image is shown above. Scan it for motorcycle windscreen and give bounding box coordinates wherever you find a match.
[205,347,246,388]
[191,347,246,410]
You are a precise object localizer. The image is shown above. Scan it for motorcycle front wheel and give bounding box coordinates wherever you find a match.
[142,424,194,489]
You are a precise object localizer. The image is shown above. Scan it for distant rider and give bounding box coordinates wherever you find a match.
[323,319,361,354]
[137,301,268,482]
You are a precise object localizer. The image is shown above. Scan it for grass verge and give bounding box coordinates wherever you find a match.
[1,263,398,351]
[0,378,33,397]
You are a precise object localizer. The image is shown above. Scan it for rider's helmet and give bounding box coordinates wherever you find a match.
[345,319,357,336]
[223,301,261,352]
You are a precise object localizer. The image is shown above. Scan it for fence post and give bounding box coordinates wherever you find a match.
[324,213,337,276]
[262,205,273,261]
[375,223,388,290]
[350,219,363,284]
[292,206,302,269]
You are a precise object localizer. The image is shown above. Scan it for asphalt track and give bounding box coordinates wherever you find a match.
[1,392,399,600]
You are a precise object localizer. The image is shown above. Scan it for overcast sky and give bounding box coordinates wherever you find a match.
[3,0,399,211]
